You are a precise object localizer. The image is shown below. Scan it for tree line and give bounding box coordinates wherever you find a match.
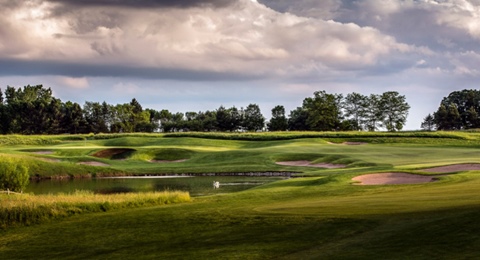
[422,89,480,131]
[0,85,411,134]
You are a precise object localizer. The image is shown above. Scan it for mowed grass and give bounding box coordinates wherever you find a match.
[2,132,480,258]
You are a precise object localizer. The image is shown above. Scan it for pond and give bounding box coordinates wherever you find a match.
[25,176,286,197]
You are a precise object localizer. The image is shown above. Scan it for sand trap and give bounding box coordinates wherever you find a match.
[276,161,346,169]
[92,148,136,159]
[422,164,480,173]
[352,173,437,185]
[77,161,109,167]
[150,159,188,163]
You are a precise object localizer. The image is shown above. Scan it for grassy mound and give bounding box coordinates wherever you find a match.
[151,148,195,161]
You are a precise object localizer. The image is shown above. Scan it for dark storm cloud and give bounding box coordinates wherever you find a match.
[0,59,259,81]
[47,0,236,8]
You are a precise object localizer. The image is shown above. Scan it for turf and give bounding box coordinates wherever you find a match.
[1,132,480,259]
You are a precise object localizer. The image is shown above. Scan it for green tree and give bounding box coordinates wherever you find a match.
[434,104,449,130]
[421,113,435,131]
[466,106,480,129]
[302,91,343,131]
[288,107,309,131]
[438,89,480,128]
[446,103,462,130]
[145,108,161,132]
[201,110,217,132]
[61,101,86,134]
[377,91,410,131]
[216,106,241,132]
[343,92,368,130]
[84,101,109,133]
[3,85,57,134]
[363,94,382,131]
[0,158,29,193]
[243,104,265,131]
[268,105,288,131]
[0,88,6,134]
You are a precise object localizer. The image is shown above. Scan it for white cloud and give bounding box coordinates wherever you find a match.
[0,0,420,79]
[55,76,89,89]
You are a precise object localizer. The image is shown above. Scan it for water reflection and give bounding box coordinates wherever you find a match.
[26,176,285,197]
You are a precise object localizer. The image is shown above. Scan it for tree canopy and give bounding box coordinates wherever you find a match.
[427,89,480,130]
[0,85,412,133]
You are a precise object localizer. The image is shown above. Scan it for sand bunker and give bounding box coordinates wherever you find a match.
[352,173,437,185]
[92,148,136,159]
[150,159,188,163]
[77,161,109,167]
[276,161,346,169]
[422,164,480,173]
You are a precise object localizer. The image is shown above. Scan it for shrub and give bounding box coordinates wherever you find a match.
[0,157,30,193]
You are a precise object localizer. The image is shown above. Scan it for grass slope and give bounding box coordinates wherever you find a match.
[1,132,480,258]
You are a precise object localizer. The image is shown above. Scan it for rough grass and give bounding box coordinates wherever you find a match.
[0,190,190,229]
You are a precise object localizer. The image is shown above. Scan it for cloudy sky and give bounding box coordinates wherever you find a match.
[1,0,480,130]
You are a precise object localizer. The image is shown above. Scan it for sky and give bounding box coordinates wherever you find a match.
[1,0,480,130]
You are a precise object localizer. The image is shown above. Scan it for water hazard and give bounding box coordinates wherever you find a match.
[26,176,286,197]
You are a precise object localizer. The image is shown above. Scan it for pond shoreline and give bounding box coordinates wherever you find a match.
[31,171,300,180]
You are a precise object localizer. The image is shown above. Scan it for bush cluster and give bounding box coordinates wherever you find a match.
[0,157,29,193]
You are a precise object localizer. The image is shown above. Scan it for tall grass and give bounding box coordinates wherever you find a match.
[0,190,190,229]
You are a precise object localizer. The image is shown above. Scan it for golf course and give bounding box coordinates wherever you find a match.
[1,131,480,259]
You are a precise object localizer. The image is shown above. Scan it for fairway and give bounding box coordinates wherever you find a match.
[1,132,480,259]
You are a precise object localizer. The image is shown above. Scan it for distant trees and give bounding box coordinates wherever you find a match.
[302,91,343,131]
[286,91,410,132]
[377,91,410,132]
[268,105,288,131]
[420,114,435,131]
[243,104,265,131]
[426,89,480,130]
[0,85,413,134]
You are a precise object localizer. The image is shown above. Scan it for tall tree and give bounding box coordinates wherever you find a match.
[287,107,309,131]
[343,92,368,130]
[434,104,449,130]
[4,85,56,134]
[216,106,242,132]
[363,94,382,131]
[377,91,410,132]
[437,89,480,129]
[466,106,480,129]
[243,104,265,131]
[0,88,5,134]
[61,101,86,134]
[446,103,462,130]
[302,91,343,131]
[420,113,435,131]
[268,105,288,131]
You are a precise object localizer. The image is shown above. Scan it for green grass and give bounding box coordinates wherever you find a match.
[0,190,190,229]
[2,132,480,258]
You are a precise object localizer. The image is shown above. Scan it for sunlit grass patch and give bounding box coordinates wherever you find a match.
[0,190,191,229]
